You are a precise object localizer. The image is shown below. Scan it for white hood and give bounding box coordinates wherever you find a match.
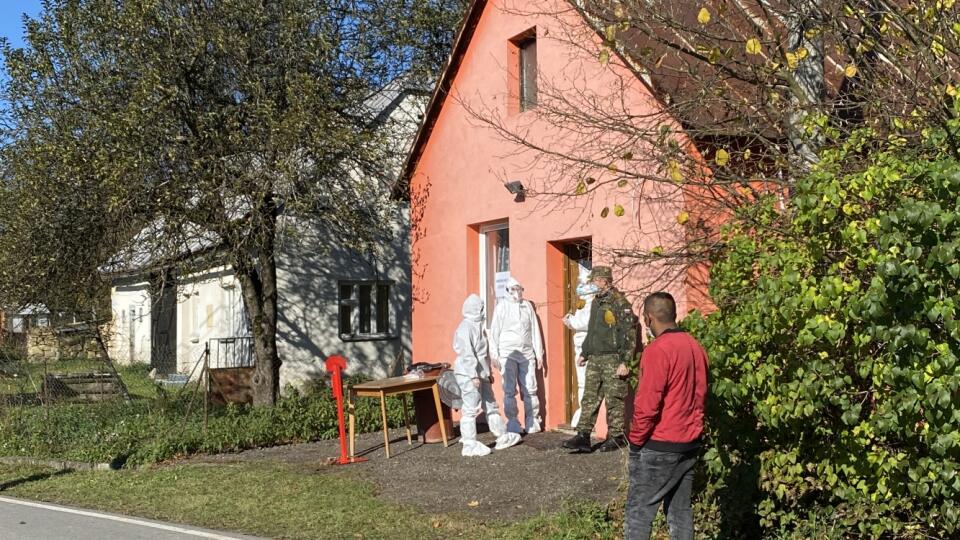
[461,294,484,322]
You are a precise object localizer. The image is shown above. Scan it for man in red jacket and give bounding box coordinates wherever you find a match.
[625,292,708,540]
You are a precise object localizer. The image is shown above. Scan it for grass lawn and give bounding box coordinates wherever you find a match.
[0,463,622,539]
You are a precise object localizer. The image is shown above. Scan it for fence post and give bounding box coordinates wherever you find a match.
[203,342,210,435]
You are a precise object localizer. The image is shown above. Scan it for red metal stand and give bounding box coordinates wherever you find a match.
[325,355,367,465]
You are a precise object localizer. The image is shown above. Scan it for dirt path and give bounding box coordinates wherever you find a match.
[188,429,628,521]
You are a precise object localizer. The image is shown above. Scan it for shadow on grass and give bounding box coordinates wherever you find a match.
[0,468,73,491]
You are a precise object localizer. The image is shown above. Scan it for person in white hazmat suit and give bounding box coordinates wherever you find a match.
[562,281,598,427]
[454,294,522,456]
[489,277,545,434]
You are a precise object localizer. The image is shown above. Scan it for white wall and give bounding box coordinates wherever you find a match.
[176,266,247,376]
[275,208,412,389]
[107,89,421,388]
[109,280,152,365]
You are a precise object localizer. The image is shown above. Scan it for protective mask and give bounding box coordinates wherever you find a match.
[509,289,523,302]
[644,317,655,340]
[576,283,598,298]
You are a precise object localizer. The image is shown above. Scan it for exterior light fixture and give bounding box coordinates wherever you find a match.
[504,180,525,202]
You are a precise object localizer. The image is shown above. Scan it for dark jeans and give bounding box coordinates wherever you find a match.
[624,446,697,540]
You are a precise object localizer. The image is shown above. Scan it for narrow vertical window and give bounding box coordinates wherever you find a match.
[376,284,391,334]
[358,284,372,334]
[338,283,354,336]
[519,36,538,111]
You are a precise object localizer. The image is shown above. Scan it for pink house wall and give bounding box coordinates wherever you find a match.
[409,0,692,436]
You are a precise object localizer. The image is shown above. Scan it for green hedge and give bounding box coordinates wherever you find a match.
[687,125,960,538]
[0,376,408,466]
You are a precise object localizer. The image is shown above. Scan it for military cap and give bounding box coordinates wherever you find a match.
[588,266,613,280]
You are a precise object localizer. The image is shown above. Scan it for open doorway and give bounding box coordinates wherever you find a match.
[561,240,592,423]
[478,222,510,326]
[151,274,178,375]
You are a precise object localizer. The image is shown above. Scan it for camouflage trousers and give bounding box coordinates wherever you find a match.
[577,353,628,438]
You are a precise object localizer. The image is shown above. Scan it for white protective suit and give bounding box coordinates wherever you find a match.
[562,282,597,427]
[489,277,545,434]
[454,294,519,456]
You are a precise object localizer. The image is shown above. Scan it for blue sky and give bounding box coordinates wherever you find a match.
[0,1,43,50]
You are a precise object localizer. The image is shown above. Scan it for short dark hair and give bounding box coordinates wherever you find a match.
[643,292,677,323]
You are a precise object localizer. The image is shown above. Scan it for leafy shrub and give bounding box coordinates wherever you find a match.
[688,126,960,538]
[0,375,409,466]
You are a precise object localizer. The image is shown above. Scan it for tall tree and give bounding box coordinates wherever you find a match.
[0,0,465,404]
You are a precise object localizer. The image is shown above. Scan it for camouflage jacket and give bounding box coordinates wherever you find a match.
[580,287,638,366]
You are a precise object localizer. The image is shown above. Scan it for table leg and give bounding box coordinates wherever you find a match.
[379,390,391,458]
[401,393,412,445]
[348,390,356,459]
[431,384,449,447]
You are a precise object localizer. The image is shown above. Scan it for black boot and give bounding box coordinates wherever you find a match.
[598,435,627,452]
[562,431,592,452]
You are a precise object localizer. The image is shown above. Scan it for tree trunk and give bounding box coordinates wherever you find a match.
[234,210,281,406]
[785,0,826,173]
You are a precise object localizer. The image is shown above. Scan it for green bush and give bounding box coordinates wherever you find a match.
[687,125,960,538]
[0,375,409,466]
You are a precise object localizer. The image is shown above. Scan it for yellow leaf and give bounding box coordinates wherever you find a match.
[795,46,809,60]
[575,180,587,195]
[785,52,798,70]
[745,38,762,55]
[605,25,617,42]
[599,48,611,66]
[600,207,610,218]
[707,47,722,64]
[947,84,957,97]
[715,148,730,166]
[677,211,690,225]
[604,310,617,326]
[697,7,711,24]
[932,39,946,57]
[743,148,752,160]
[468,500,480,507]
[668,160,683,183]
[844,64,858,77]
[614,204,625,217]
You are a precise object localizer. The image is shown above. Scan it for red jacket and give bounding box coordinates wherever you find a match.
[629,328,708,451]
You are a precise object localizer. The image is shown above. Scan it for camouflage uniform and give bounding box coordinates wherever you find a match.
[577,279,638,438]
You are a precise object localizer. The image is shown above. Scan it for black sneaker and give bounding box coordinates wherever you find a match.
[598,435,627,452]
[562,432,592,452]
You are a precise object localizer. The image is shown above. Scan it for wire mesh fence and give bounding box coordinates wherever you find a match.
[0,325,408,468]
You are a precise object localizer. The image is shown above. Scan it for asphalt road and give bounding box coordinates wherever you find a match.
[0,496,265,540]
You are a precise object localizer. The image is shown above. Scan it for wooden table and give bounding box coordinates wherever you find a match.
[348,375,449,459]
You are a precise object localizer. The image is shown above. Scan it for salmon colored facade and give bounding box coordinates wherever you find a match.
[406,0,705,437]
